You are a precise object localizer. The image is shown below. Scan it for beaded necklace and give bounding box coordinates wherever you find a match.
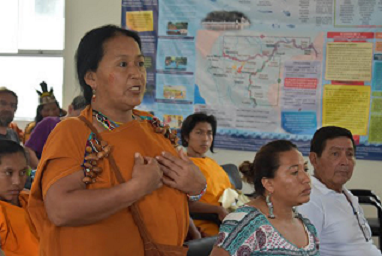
[91,109,178,145]
[92,109,121,131]
[82,109,178,185]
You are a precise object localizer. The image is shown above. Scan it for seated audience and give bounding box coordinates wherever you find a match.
[25,95,87,169]
[23,81,62,143]
[210,140,319,256]
[0,140,39,256]
[299,126,381,256]
[181,113,231,236]
[0,87,20,143]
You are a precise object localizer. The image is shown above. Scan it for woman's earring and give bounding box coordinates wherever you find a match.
[292,207,298,218]
[266,193,275,219]
[92,89,96,102]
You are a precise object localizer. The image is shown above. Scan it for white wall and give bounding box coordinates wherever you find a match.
[63,0,122,107]
[64,0,381,200]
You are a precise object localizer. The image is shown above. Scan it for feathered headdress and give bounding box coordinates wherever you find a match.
[36,81,56,105]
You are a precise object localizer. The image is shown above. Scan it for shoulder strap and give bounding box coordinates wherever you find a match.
[77,115,159,248]
[78,116,125,184]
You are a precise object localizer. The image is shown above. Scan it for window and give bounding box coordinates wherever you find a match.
[0,0,65,121]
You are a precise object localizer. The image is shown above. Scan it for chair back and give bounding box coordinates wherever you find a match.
[221,164,242,190]
[185,236,217,256]
[350,189,382,247]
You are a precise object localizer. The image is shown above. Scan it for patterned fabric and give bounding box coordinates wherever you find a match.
[216,206,320,256]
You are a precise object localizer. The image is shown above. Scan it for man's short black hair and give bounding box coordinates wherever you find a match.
[310,126,355,157]
[0,87,18,105]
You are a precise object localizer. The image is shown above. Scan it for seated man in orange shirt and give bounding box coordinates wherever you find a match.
[0,140,39,256]
[181,113,232,236]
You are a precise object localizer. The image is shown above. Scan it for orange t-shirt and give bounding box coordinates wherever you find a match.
[190,157,232,235]
[0,191,39,256]
[28,106,189,256]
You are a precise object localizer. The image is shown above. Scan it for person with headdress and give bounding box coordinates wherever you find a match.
[23,81,63,143]
[0,140,39,256]
[25,95,87,169]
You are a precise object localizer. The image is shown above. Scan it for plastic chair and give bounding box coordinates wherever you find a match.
[350,189,382,247]
[221,164,242,190]
[190,163,255,224]
[185,236,217,256]
[190,164,241,225]
[221,163,256,198]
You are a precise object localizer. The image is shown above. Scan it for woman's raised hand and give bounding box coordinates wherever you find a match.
[156,149,206,195]
[131,153,163,196]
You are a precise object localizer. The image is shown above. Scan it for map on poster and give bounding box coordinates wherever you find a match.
[122,0,382,160]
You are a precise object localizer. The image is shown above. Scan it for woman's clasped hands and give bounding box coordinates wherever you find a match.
[130,149,206,197]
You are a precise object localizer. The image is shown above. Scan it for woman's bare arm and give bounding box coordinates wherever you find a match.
[189,201,229,221]
[44,153,162,226]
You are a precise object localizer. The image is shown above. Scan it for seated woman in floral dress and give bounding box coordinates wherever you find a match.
[210,140,320,256]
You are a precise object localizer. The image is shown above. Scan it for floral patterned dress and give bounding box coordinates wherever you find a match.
[215,206,320,256]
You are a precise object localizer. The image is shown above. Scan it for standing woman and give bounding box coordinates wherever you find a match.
[181,113,232,236]
[210,140,319,256]
[23,82,62,143]
[28,25,206,256]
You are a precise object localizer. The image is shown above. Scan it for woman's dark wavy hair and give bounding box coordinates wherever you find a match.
[75,24,142,104]
[180,112,217,153]
[239,140,297,196]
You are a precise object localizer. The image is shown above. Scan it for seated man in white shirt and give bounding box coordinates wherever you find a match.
[299,126,381,256]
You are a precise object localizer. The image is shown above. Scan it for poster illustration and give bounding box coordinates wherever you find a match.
[122,0,382,160]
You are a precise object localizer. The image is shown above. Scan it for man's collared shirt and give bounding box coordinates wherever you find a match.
[299,176,381,256]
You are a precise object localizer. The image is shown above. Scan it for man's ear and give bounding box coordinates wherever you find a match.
[67,104,73,115]
[84,71,97,89]
[309,152,318,169]
[262,177,275,194]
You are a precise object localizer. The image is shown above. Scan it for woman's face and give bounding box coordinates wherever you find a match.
[186,122,213,158]
[86,35,147,111]
[41,102,60,118]
[267,149,311,206]
[0,153,28,203]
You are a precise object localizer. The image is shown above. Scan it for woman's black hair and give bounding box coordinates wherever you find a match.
[75,24,142,104]
[180,112,217,153]
[0,140,27,165]
[34,101,60,124]
[239,140,298,196]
